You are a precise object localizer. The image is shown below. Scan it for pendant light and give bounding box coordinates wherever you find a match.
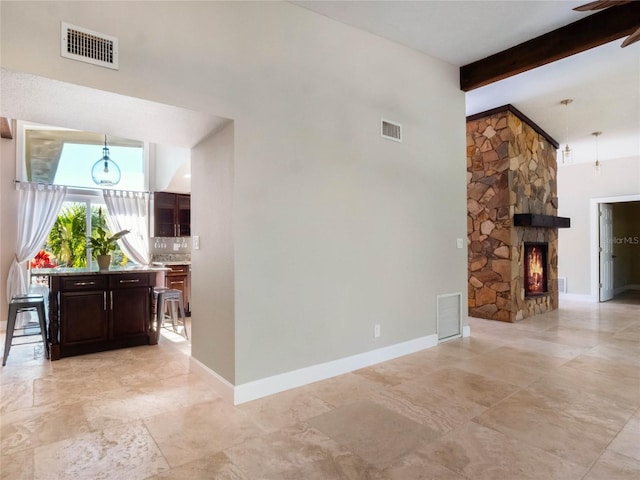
[91,135,121,186]
[560,99,573,165]
[592,131,602,176]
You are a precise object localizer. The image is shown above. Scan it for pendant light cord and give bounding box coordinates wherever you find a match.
[560,99,573,164]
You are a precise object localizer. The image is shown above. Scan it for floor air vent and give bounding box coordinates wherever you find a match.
[558,277,567,293]
[437,293,461,341]
[61,22,119,70]
[381,119,402,142]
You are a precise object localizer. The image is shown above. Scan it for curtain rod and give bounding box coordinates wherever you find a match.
[14,180,151,195]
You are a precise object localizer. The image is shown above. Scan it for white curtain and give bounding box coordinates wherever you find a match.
[7,183,66,327]
[103,190,150,265]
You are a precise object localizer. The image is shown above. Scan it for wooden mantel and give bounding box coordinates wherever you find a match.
[514,214,571,229]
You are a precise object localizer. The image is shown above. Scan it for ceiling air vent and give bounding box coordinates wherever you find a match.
[381,119,402,142]
[61,22,119,70]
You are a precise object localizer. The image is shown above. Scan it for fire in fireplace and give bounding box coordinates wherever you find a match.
[524,243,548,296]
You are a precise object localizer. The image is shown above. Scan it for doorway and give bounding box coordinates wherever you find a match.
[592,196,640,302]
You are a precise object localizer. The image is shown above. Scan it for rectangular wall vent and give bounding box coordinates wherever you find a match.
[381,119,402,142]
[558,277,567,293]
[61,22,119,70]
[437,293,462,342]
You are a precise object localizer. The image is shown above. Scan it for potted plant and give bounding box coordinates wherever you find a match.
[90,225,130,270]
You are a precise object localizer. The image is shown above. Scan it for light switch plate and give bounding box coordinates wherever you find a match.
[193,235,200,250]
[457,238,464,249]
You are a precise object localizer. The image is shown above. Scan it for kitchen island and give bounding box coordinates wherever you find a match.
[33,266,168,360]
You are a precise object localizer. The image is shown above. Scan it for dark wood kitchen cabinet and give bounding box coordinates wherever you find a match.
[60,289,109,345]
[109,275,151,339]
[49,271,157,359]
[154,192,190,237]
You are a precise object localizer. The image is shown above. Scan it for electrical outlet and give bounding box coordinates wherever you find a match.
[193,235,200,250]
[374,324,381,338]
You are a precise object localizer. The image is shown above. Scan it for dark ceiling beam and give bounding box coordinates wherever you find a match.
[460,2,640,92]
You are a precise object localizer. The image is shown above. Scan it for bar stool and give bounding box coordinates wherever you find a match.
[154,287,188,339]
[3,294,49,366]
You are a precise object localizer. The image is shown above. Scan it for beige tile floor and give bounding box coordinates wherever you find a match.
[1,294,639,479]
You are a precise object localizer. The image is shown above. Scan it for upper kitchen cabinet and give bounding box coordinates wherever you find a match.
[154,192,190,237]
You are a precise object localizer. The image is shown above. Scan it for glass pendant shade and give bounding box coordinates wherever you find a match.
[592,131,602,177]
[560,99,573,165]
[91,137,121,186]
[561,144,573,165]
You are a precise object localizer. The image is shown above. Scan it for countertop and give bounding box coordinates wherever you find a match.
[151,254,191,266]
[32,265,169,277]
[151,261,191,266]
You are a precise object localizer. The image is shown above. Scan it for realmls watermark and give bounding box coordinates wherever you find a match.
[613,236,640,245]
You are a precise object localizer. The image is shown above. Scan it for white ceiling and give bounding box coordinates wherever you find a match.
[293,0,590,66]
[294,0,640,165]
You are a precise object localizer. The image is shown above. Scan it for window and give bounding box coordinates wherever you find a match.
[21,125,146,191]
[34,197,131,269]
[56,143,144,191]
[21,124,144,270]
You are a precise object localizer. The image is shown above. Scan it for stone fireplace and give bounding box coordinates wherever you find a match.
[466,105,570,322]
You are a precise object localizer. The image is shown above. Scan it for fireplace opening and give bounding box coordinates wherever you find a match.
[524,242,548,296]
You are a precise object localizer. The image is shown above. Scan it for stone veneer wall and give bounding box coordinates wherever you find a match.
[467,106,559,322]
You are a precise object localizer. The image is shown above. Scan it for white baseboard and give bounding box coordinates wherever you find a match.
[189,357,235,405]
[190,333,438,405]
[559,293,598,302]
[462,325,471,337]
[615,284,640,294]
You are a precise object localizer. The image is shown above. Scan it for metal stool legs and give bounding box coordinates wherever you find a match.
[3,295,49,366]
[154,288,188,339]
[166,296,188,339]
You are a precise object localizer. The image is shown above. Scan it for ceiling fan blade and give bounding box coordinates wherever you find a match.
[573,0,631,11]
[621,27,640,47]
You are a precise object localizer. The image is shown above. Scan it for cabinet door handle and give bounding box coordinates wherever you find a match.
[170,280,184,285]
[177,224,181,236]
[110,291,113,310]
[119,279,140,284]
[103,292,107,311]
[75,281,95,286]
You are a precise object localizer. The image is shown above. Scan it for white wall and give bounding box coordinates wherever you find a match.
[151,143,191,193]
[0,127,18,330]
[1,1,467,387]
[191,122,235,382]
[558,157,640,296]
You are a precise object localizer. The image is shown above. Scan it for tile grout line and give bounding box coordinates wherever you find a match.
[578,404,640,480]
